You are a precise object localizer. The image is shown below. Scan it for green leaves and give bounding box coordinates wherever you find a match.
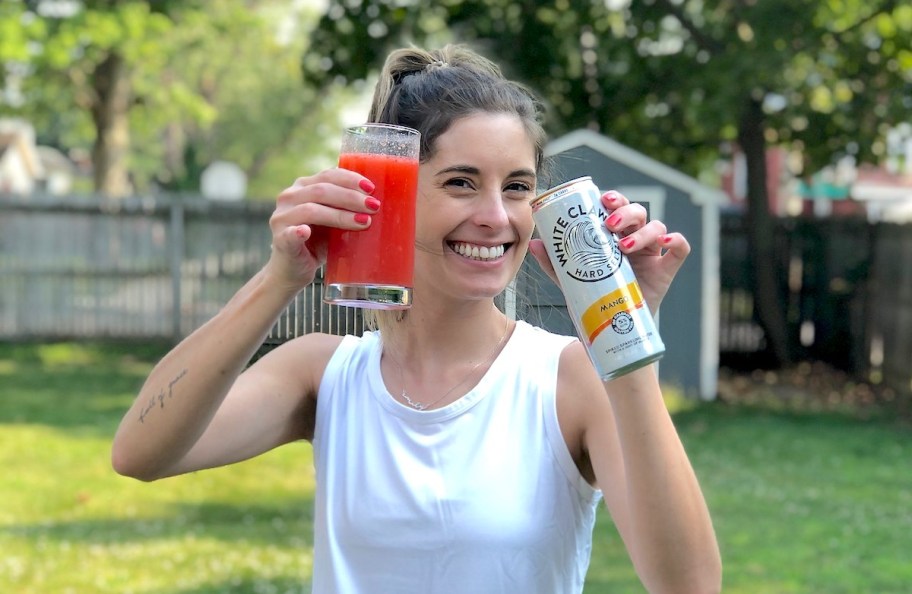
[1,1,352,196]
[306,0,912,176]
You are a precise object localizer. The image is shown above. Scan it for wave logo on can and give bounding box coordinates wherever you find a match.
[550,203,623,282]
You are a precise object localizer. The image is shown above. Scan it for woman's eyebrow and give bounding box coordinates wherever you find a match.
[509,168,537,179]
[435,165,480,176]
[435,165,536,179]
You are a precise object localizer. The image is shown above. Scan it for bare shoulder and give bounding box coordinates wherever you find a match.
[238,332,346,442]
[253,332,346,383]
[555,340,610,416]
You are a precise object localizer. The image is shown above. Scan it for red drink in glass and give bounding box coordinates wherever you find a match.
[324,124,421,309]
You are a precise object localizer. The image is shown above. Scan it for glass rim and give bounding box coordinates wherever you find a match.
[346,123,420,137]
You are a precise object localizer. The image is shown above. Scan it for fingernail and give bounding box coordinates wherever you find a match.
[606,213,622,228]
[661,235,673,244]
[354,213,371,225]
[620,237,635,249]
[603,191,620,203]
[359,179,375,193]
[365,197,381,212]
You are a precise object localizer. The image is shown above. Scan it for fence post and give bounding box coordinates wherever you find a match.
[169,199,184,342]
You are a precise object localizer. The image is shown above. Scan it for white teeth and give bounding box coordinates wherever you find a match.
[451,242,505,261]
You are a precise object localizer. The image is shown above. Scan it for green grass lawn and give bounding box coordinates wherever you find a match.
[1,342,910,593]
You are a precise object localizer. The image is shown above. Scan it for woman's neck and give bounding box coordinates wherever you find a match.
[383,299,509,368]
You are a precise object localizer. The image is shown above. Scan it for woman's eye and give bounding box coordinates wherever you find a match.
[504,181,534,197]
[445,178,474,190]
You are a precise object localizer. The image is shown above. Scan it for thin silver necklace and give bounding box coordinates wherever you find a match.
[389,316,511,411]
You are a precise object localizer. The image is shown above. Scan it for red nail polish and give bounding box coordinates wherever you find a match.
[365,197,381,212]
[606,213,622,227]
[662,235,673,244]
[603,191,619,202]
[359,179,375,193]
[354,213,370,225]
[620,237,635,249]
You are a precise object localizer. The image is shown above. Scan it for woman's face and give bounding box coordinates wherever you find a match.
[414,112,537,302]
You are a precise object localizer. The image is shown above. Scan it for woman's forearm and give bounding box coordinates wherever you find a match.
[605,366,722,593]
[111,268,300,480]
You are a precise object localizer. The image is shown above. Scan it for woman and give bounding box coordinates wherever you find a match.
[112,44,721,593]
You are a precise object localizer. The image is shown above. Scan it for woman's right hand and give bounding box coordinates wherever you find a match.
[264,168,379,291]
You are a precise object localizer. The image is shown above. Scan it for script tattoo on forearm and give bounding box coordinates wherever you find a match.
[138,369,188,424]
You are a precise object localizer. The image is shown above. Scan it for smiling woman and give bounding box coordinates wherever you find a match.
[408,112,537,308]
[111,43,721,594]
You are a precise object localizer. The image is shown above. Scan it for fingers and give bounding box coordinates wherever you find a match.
[601,189,689,261]
[271,222,316,260]
[657,231,691,268]
[272,168,379,235]
[266,168,379,282]
[601,189,629,210]
[601,190,662,251]
[601,191,649,239]
[614,219,668,254]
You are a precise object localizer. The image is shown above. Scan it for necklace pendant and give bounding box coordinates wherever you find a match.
[402,389,427,411]
[390,316,510,413]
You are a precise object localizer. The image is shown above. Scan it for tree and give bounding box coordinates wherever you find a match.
[304,0,912,365]
[628,0,912,365]
[135,0,351,198]
[0,0,348,198]
[1,0,187,196]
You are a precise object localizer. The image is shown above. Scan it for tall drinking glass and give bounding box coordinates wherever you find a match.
[323,123,421,309]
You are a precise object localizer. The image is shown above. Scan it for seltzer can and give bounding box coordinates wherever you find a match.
[531,176,665,380]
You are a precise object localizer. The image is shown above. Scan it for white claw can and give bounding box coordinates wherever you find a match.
[531,177,664,380]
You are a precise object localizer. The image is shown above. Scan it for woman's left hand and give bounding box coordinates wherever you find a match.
[529,190,690,314]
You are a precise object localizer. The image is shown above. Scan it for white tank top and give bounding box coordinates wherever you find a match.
[312,320,602,593]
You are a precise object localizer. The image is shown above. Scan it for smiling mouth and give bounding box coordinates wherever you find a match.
[448,241,510,261]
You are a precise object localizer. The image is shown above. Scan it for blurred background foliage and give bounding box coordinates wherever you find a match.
[302,0,912,365]
[1,0,909,200]
[305,0,912,177]
[0,0,362,198]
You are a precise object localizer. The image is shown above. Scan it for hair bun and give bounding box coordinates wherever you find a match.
[424,60,450,73]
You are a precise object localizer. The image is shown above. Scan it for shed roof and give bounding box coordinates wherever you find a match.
[545,129,727,206]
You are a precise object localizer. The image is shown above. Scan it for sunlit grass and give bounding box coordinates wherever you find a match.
[0,342,314,594]
[1,342,911,593]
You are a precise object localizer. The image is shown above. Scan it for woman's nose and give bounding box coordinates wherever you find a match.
[472,190,510,228]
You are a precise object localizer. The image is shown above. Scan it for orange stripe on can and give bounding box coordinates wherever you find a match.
[581,281,645,344]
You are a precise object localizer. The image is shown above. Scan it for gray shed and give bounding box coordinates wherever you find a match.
[511,129,724,400]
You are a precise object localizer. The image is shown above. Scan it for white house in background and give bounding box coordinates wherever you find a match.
[851,163,912,223]
[35,145,76,195]
[0,118,78,196]
[0,119,44,194]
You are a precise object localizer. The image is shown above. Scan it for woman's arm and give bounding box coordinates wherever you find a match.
[111,268,314,481]
[111,169,378,481]
[560,352,722,594]
[536,189,721,592]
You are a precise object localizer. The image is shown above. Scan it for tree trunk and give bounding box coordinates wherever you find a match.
[90,51,132,197]
[738,96,792,366]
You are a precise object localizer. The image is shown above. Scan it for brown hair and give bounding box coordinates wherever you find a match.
[368,44,547,171]
[364,44,547,333]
